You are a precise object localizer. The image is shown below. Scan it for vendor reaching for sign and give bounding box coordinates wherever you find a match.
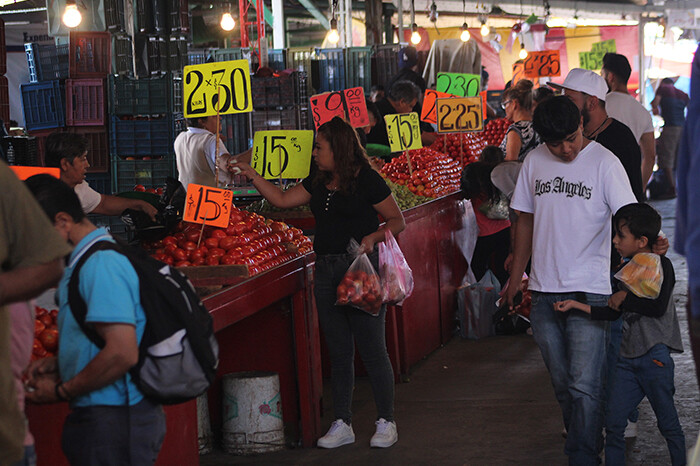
[175,115,252,191]
[232,116,405,449]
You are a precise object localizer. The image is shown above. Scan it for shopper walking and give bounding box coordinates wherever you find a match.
[232,117,406,449]
[504,96,636,465]
[499,79,540,161]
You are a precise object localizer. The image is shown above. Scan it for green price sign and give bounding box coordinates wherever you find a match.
[251,130,314,179]
[436,72,481,97]
[591,39,616,54]
[384,112,422,152]
[579,51,605,71]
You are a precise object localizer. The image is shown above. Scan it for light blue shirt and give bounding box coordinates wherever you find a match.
[57,228,146,407]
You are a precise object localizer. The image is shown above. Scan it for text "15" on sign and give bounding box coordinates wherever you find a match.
[183,184,233,229]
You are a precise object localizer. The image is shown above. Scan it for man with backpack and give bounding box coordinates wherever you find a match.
[23,175,166,465]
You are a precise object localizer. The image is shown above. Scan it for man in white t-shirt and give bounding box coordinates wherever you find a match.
[601,53,656,189]
[504,96,636,465]
[45,133,157,219]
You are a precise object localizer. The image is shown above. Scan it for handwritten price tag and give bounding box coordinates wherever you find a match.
[9,166,60,180]
[421,89,456,124]
[183,60,253,117]
[183,184,233,228]
[436,72,481,97]
[251,130,314,179]
[523,50,561,78]
[591,39,616,54]
[480,90,488,120]
[436,97,483,133]
[309,87,369,129]
[384,112,422,152]
[512,62,526,86]
[579,51,606,71]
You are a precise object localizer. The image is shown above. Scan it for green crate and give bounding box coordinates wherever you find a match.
[287,47,314,95]
[372,44,401,89]
[109,73,180,116]
[111,155,175,193]
[345,46,372,93]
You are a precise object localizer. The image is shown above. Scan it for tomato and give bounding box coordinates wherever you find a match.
[164,243,177,255]
[33,339,48,357]
[145,188,156,194]
[208,247,226,257]
[204,237,220,249]
[219,236,237,251]
[172,248,188,262]
[195,245,209,256]
[152,253,168,262]
[162,255,174,266]
[189,250,204,262]
[175,260,192,267]
[39,314,53,328]
[191,257,205,266]
[185,229,201,242]
[182,241,197,252]
[173,232,186,242]
[209,229,227,239]
[163,236,178,246]
[133,184,146,192]
[156,187,164,195]
[50,309,58,321]
[34,320,46,337]
[206,255,221,266]
[220,254,237,265]
[38,328,59,352]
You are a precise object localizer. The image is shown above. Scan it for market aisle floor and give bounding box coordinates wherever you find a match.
[201,198,700,466]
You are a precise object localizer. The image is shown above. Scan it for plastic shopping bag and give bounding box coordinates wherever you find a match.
[378,229,414,305]
[614,253,664,299]
[336,239,383,316]
[455,270,501,339]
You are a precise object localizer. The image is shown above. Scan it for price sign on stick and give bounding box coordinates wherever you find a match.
[421,89,456,124]
[251,130,314,179]
[436,97,483,133]
[309,87,369,129]
[523,50,561,78]
[9,166,60,180]
[183,184,233,229]
[436,72,481,97]
[183,60,253,117]
[384,113,422,152]
[480,90,488,120]
[512,62,525,86]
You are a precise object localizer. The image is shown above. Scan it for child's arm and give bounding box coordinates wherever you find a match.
[620,256,676,317]
[554,299,621,321]
[554,300,590,313]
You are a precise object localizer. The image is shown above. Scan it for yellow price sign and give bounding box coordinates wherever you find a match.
[384,113,422,152]
[251,130,314,179]
[183,60,253,117]
[436,97,483,133]
[183,184,233,229]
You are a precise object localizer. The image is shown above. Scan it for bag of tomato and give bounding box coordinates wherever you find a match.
[335,240,383,316]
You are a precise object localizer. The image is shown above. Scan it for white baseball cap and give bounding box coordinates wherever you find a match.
[547,68,608,101]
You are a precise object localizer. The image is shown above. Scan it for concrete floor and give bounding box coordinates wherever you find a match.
[201,198,700,465]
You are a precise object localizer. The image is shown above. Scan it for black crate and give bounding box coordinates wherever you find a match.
[372,44,401,89]
[104,0,126,32]
[134,34,168,77]
[251,108,299,132]
[267,49,286,71]
[24,43,70,82]
[167,34,187,72]
[166,0,189,32]
[85,172,112,194]
[2,136,38,166]
[221,112,250,156]
[112,34,134,76]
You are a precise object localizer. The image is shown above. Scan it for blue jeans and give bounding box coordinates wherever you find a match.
[605,344,686,466]
[530,291,610,466]
[314,251,395,423]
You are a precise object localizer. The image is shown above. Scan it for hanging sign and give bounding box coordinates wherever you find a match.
[309,87,369,129]
[512,62,526,86]
[523,50,561,78]
[384,113,422,152]
[436,97,483,133]
[421,89,457,124]
[580,40,617,71]
[9,166,60,180]
[183,60,253,117]
[436,72,481,97]
[592,39,616,54]
[183,184,233,228]
[251,130,314,179]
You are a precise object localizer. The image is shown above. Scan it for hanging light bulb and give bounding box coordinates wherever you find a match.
[480,21,489,37]
[519,43,528,60]
[220,12,235,31]
[460,23,470,42]
[327,18,340,45]
[411,23,421,45]
[62,0,82,28]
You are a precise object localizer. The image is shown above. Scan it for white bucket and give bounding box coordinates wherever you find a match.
[222,371,285,455]
[196,393,213,455]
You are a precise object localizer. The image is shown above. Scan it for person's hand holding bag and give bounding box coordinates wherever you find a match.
[336,239,383,315]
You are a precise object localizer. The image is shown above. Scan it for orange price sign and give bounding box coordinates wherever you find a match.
[523,50,561,78]
[512,62,525,86]
[183,183,233,229]
[9,166,60,180]
[480,90,488,120]
[420,89,456,124]
[309,87,369,129]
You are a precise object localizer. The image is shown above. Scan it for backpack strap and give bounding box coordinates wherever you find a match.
[67,240,124,349]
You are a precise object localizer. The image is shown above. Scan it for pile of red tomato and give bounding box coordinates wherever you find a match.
[380,148,462,198]
[33,306,58,361]
[143,206,313,276]
[336,270,383,315]
[133,184,164,195]
[483,118,513,146]
[429,133,487,166]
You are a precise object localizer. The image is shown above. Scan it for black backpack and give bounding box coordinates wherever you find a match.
[68,239,219,405]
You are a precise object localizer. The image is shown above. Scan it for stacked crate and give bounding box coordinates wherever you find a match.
[0,18,8,132]
[133,0,190,77]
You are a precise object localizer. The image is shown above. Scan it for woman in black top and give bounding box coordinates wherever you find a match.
[232,117,406,449]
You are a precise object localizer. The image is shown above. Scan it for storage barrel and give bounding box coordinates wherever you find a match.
[196,393,212,455]
[222,371,284,455]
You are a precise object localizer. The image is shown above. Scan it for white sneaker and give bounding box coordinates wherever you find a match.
[370,418,398,448]
[317,419,355,448]
[624,420,638,438]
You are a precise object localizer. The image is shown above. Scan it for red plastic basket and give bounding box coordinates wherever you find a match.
[66,126,109,172]
[69,31,111,78]
[0,76,8,131]
[66,78,105,126]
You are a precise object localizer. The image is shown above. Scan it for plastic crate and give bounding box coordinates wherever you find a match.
[0,76,8,131]
[147,35,168,75]
[136,0,154,33]
[66,126,109,172]
[315,48,346,92]
[21,80,66,131]
[187,49,208,65]
[66,79,105,126]
[112,33,134,75]
[104,0,126,32]
[372,44,401,88]
[345,46,372,92]
[110,116,179,158]
[85,171,112,194]
[0,18,6,76]
[210,47,257,69]
[69,31,111,78]
[287,47,314,94]
[296,105,311,130]
[251,75,296,109]
[24,43,70,82]
[251,108,299,132]
[27,128,56,167]
[109,73,180,116]
[167,0,189,32]
[2,136,38,166]
[221,112,250,155]
[267,49,286,71]
[111,156,174,193]
[167,34,187,72]
[88,213,130,241]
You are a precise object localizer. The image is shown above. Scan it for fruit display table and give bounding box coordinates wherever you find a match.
[25,253,321,465]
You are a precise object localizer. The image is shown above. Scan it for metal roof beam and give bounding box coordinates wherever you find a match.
[296,0,331,28]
